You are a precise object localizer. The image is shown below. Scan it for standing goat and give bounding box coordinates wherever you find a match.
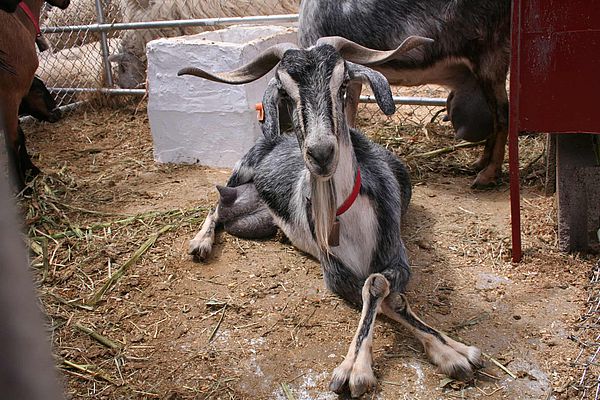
[298,0,510,188]
[180,37,481,397]
[0,0,70,190]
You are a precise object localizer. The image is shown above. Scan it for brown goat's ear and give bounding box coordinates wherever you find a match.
[347,62,395,116]
[260,78,281,141]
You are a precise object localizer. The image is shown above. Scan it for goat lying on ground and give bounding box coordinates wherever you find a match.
[298,0,510,188]
[180,36,481,397]
[0,0,69,190]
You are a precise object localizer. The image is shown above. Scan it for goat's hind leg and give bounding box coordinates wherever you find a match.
[188,205,221,262]
[381,292,482,380]
[330,273,390,398]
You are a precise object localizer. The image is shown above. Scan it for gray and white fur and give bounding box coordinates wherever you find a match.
[181,37,481,398]
[298,0,510,188]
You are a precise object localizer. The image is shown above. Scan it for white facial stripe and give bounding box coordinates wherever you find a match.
[278,70,301,102]
[329,60,346,135]
[329,60,346,96]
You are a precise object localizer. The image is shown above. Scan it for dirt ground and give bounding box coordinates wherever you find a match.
[19,99,597,400]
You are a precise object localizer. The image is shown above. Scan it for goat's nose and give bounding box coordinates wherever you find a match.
[307,144,335,168]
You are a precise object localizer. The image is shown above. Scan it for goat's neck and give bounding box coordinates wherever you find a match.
[332,130,357,208]
[17,0,44,36]
[307,129,357,252]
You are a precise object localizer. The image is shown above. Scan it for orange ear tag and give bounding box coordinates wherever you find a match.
[255,103,265,122]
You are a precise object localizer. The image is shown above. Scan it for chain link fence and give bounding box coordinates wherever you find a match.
[36,0,447,123]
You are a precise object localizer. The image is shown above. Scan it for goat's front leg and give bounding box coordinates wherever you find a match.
[381,292,482,380]
[330,273,390,398]
[188,205,220,262]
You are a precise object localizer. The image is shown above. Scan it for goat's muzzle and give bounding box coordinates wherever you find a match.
[304,140,339,180]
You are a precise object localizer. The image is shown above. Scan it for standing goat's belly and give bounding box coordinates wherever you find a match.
[377,57,474,87]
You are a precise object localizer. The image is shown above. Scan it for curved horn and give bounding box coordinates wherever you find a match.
[177,42,299,84]
[315,35,434,66]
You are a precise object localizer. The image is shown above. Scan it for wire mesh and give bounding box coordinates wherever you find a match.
[38,0,122,106]
[572,259,600,400]
[360,84,449,128]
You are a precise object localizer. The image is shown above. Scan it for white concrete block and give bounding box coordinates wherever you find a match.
[147,25,297,168]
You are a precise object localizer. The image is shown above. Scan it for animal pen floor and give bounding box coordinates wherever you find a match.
[20,100,597,400]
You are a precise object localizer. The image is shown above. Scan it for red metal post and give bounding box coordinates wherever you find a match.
[508,0,522,262]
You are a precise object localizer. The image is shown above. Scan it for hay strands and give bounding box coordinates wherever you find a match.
[280,382,296,400]
[207,304,227,342]
[87,225,173,306]
[74,322,122,352]
[29,208,199,242]
[61,359,120,385]
[482,352,517,379]
[412,139,486,158]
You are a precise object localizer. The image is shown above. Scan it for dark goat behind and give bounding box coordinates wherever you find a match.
[19,76,61,122]
[299,0,511,188]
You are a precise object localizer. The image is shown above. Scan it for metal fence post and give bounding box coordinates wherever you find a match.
[94,0,114,87]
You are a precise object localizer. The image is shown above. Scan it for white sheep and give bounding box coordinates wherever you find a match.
[110,0,299,88]
[41,0,122,52]
[36,38,121,103]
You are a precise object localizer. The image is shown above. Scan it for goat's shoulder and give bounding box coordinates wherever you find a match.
[350,128,405,195]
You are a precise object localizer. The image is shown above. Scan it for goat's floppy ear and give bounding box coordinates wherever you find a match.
[347,62,395,116]
[260,78,281,140]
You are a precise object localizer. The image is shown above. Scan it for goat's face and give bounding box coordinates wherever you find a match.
[276,46,348,179]
[109,51,146,89]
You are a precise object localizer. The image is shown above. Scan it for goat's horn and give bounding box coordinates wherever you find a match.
[316,35,434,66]
[177,42,299,84]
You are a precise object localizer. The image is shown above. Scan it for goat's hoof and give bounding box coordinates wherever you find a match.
[465,346,484,370]
[471,171,502,189]
[438,353,475,382]
[349,367,377,398]
[188,239,212,262]
[329,363,352,394]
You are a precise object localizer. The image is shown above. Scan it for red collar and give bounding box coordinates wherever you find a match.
[336,167,361,216]
[19,2,42,37]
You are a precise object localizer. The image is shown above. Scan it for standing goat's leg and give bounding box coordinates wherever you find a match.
[381,292,482,380]
[344,81,362,128]
[472,135,495,172]
[472,80,509,188]
[188,205,220,262]
[330,273,390,398]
